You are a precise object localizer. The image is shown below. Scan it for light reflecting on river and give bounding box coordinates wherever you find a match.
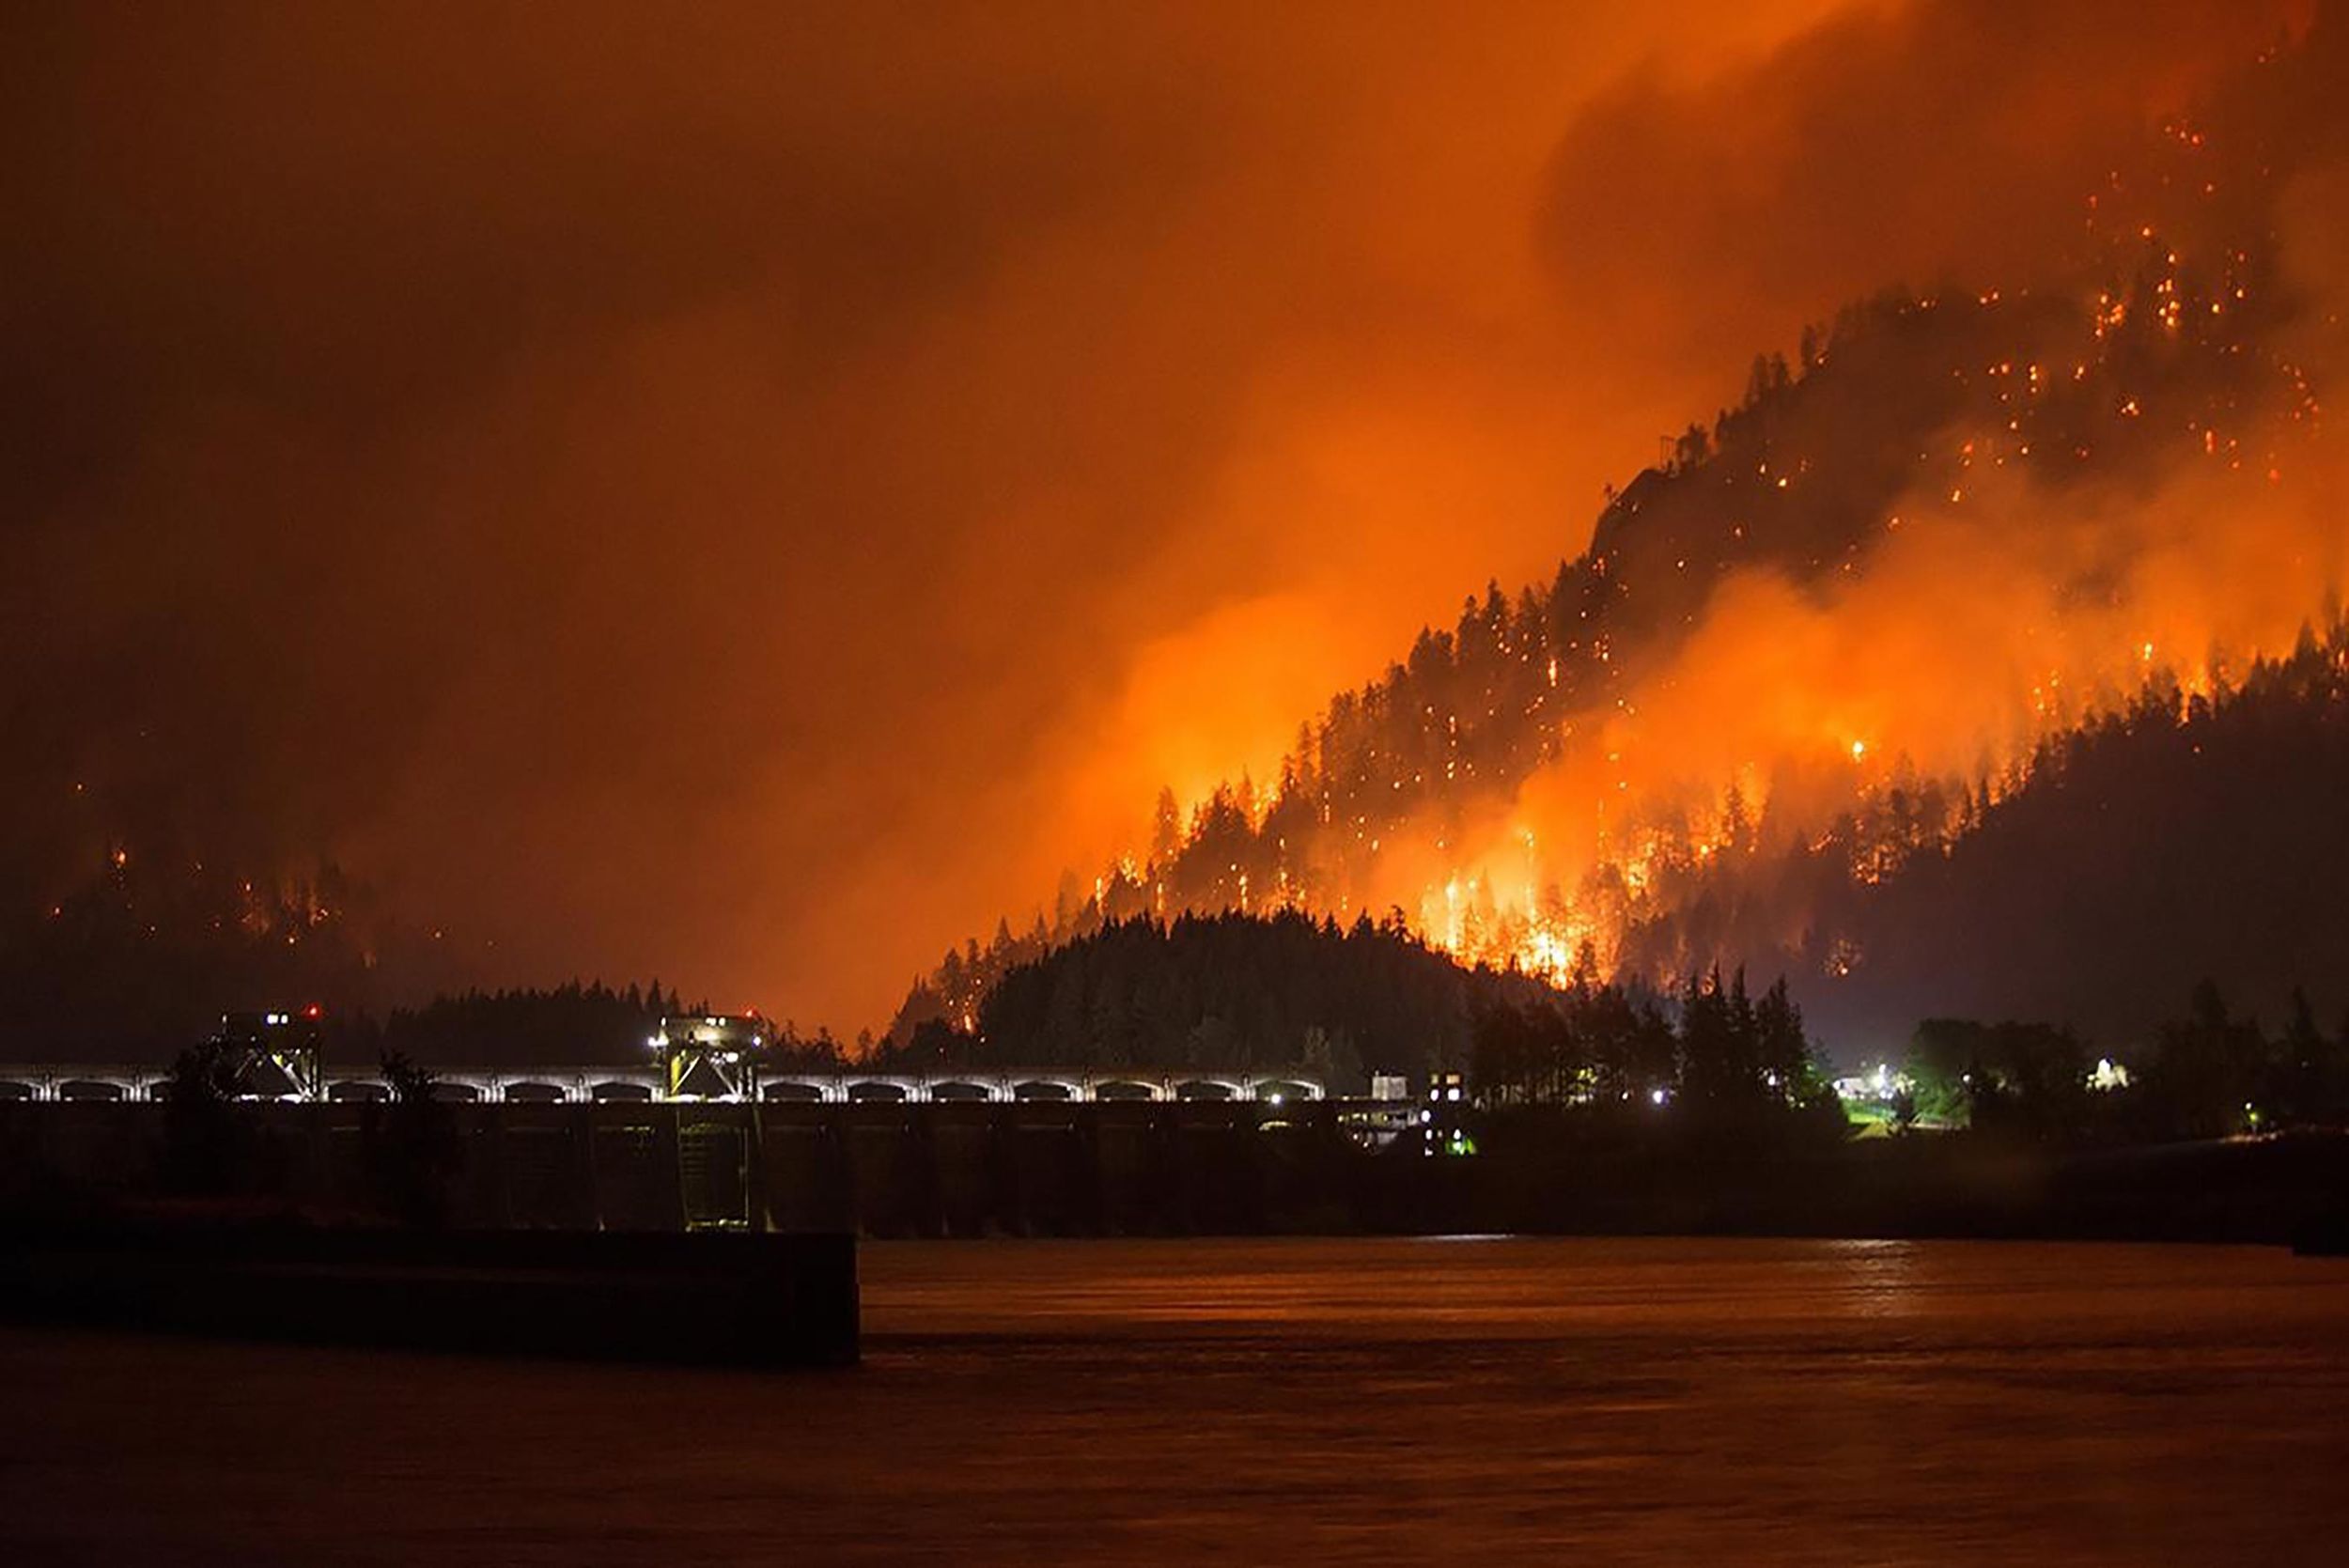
[7,1237,2349,1563]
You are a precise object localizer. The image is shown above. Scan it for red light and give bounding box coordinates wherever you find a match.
[303,1003,322,1018]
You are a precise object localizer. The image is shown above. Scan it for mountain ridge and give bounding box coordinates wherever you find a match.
[892,15,2349,1060]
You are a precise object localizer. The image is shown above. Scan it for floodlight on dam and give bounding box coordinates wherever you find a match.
[213,1006,326,1100]
[652,1014,771,1102]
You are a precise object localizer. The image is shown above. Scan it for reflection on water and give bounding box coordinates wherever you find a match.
[6,1237,2348,1564]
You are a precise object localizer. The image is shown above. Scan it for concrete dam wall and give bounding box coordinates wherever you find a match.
[0,1099,1392,1236]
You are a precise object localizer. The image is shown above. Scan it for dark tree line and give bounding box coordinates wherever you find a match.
[1471,961,1843,1135]
[349,979,700,1069]
[879,909,1557,1087]
[884,908,1850,1141]
[1656,622,2349,1052]
[354,980,877,1075]
[1907,979,2349,1146]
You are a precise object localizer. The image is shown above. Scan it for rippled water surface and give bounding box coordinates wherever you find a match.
[7,1237,2349,1563]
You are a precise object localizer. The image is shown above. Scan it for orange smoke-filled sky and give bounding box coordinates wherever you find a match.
[0,0,2306,1031]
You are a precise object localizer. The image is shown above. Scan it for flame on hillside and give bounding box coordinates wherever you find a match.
[898,13,2349,1042]
[1424,458,2338,988]
[1193,221,2338,992]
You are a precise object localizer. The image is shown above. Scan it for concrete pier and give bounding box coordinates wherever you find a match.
[0,1223,859,1366]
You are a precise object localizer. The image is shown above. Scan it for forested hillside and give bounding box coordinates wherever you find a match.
[897,14,2349,1062]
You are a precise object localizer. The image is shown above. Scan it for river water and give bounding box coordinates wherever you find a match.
[5,1236,2347,1563]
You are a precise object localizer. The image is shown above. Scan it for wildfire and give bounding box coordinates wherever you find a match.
[916,96,2348,1040]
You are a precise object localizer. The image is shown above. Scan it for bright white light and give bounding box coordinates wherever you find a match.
[1268,1093,1284,1106]
[1448,1087,1461,1102]
[1650,1088,1668,1106]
